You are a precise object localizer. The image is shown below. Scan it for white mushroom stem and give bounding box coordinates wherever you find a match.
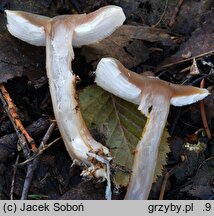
[95,58,209,200]
[126,95,170,199]
[45,20,111,174]
[5,7,126,200]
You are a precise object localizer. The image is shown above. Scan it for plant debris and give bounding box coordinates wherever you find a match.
[1,0,214,200]
[161,10,214,68]
[81,25,173,68]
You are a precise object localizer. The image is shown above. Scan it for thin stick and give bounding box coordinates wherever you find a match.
[17,136,61,167]
[162,51,214,68]
[71,0,82,13]
[0,84,35,147]
[159,168,174,200]
[10,154,20,200]
[199,79,212,139]
[0,83,30,157]
[20,123,57,200]
[168,0,184,28]
[40,122,57,149]
[198,156,214,170]
[0,83,36,152]
[0,83,57,200]
[21,159,38,200]
[169,107,182,135]
[152,0,168,28]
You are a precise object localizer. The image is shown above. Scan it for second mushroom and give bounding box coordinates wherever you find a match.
[95,57,209,200]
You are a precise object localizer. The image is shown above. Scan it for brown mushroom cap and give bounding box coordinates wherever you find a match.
[95,57,209,108]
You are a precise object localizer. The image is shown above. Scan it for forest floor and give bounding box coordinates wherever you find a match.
[1,0,214,200]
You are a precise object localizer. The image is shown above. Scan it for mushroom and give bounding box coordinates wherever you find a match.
[5,6,126,199]
[95,57,209,200]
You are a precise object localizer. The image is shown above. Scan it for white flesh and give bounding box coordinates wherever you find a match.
[171,93,209,106]
[95,58,141,104]
[73,6,126,47]
[95,58,209,107]
[46,22,110,164]
[5,10,48,46]
[45,22,113,199]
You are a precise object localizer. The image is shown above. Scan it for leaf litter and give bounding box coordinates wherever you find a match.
[161,10,214,68]
[81,25,174,68]
[1,0,214,200]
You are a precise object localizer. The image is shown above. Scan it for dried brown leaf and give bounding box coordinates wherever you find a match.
[0,0,63,83]
[0,33,46,82]
[161,10,214,68]
[81,25,173,68]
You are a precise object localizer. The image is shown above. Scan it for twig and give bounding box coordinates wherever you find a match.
[152,0,168,28]
[198,156,214,170]
[180,66,191,73]
[17,137,61,167]
[40,122,57,149]
[10,154,20,200]
[181,74,214,86]
[0,91,30,158]
[0,83,57,199]
[199,79,212,139]
[0,83,36,150]
[21,159,38,200]
[0,117,50,162]
[180,118,198,129]
[168,0,184,28]
[191,74,214,85]
[159,168,175,200]
[0,83,31,158]
[20,123,57,200]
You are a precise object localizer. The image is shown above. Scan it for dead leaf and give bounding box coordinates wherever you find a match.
[186,185,214,199]
[190,58,200,75]
[0,0,62,83]
[179,162,214,199]
[154,129,170,181]
[79,85,170,186]
[161,10,214,68]
[0,32,46,82]
[81,25,173,68]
